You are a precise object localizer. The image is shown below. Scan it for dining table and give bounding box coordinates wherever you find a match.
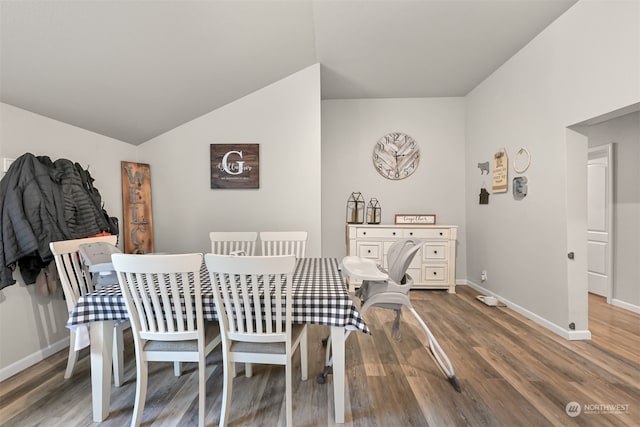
[66,257,369,424]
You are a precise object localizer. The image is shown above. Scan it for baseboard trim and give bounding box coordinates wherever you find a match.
[463,280,591,341]
[610,298,640,314]
[0,338,69,382]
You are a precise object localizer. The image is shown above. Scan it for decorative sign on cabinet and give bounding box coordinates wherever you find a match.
[346,224,457,293]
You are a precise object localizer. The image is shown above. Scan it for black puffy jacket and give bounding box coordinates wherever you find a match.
[0,153,116,289]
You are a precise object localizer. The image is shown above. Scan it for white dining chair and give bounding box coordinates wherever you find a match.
[259,231,307,257]
[257,231,307,379]
[50,235,128,386]
[210,231,260,377]
[204,254,308,427]
[209,231,258,256]
[112,253,221,427]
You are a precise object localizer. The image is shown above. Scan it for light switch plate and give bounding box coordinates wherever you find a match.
[3,158,15,173]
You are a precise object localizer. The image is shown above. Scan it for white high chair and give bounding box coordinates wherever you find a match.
[318,238,461,392]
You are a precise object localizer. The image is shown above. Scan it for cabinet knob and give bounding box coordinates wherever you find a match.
[392,232,396,235]
[363,232,367,235]
[433,271,437,275]
[367,250,371,253]
[439,232,443,236]
[434,250,438,254]
[409,232,413,236]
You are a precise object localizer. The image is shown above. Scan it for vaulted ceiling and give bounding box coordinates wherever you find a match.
[0,0,577,145]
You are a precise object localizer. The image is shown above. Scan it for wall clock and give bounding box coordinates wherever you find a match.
[372,132,420,180]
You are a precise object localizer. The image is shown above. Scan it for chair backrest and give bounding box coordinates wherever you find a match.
[204,254,296,345]
[50,235,118,312]
[112,253,204,342]
[260,231,307,258]
[386,239,422,284]
[209,232,258,256]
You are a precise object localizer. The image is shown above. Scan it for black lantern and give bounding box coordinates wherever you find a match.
[346,192,365,224]
[367,198,381,224]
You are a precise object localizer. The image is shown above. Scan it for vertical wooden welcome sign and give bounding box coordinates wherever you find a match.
[121,161,154,253]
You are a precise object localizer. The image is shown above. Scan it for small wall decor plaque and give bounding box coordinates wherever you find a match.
[210,143,259,189]
[477,161,489,175]
[479,187,490,205]
[394,214,436,225]
[492,149,508,193]
[513,176,528,200]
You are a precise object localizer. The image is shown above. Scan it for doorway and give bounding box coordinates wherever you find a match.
[587,144,613,300]
[566,102,640,339]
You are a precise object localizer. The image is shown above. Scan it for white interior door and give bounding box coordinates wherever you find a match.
[587,144,613,298]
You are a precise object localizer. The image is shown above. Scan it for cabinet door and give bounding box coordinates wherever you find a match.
[406,267,422,284]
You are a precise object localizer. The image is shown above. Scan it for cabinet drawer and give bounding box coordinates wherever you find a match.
[356,228,402,239]
[423,265,448,282]
[423,243,447,261]
[357,242,381,259]
[404,228,450,239]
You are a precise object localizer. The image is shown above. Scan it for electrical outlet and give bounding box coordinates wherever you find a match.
[481,270,487,281]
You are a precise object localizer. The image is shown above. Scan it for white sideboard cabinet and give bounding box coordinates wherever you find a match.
[346,224,457,293]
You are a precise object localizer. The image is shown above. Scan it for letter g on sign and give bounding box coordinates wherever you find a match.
[222,150,245,175]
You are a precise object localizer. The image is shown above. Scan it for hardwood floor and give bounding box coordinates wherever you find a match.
[1,285,638,426]
[588,292,640,366]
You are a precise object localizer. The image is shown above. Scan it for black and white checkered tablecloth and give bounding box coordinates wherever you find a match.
[67,257,369,334]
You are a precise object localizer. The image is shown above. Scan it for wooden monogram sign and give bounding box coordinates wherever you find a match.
[121,161,154,253]
[210,144,259,189]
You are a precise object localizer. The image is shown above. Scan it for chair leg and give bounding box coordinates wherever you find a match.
[112,325,125,387]
[174,361,182,376]
[300,328,308,381]
[285,361,293,427]
[220,357,233,427]
[64,332,79,379]
[131,354,148,427]
[245,363,253,378]
[198,355,206,427]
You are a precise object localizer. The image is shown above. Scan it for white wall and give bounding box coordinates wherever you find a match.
[588,112,640,309]
[465,0,640,337]
[321,98,467,278]
[0,103,139,380]
[138,64,322,256]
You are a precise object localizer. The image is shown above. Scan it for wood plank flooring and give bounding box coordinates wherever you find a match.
[588,292,640,366]
[1,285,638,426]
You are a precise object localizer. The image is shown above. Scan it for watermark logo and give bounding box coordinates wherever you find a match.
[565,401,630,417]
[583,403,630,415]
[566,401,581,417]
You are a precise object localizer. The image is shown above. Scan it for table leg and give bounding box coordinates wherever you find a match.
[330,326,345,423]
[90,320,114,422]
